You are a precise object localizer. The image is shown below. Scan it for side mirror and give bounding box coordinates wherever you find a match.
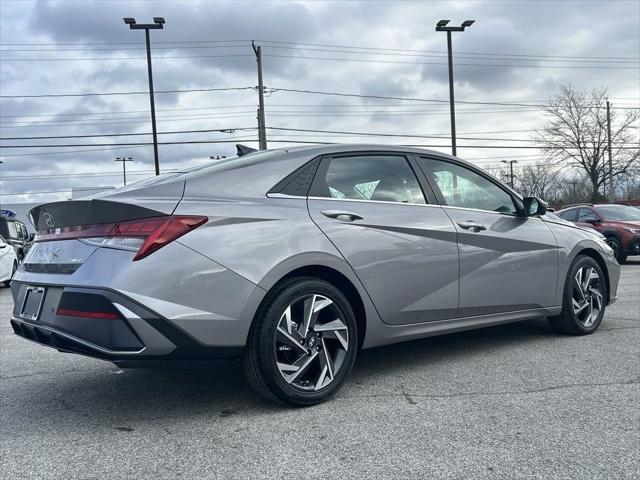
[522,196,547,217]
[584,218,598,225]
[28,233,35,242]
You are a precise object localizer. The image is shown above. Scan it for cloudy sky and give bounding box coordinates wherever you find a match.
[0,0,638,204]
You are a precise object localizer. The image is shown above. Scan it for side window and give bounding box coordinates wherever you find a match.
[314,155,426,204]
[560,209,578,221]
[419,158,517,214]
[578,208,597,222]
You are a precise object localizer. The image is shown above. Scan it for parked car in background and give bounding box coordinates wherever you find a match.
[0,216,33,262]
[556,203,640,262]
[10,145,620,405]
[0,235,18,287]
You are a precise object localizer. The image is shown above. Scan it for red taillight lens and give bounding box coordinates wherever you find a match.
[35,215,207,261]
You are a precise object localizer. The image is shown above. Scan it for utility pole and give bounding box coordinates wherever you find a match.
[252,41,267,150]
[606,99,614,202]
[115,157,134,185]
[501,160,518,188]
[436,19,475,157]
[123,17,165,175]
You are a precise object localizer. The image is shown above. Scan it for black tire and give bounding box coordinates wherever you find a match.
[4,261,16,288]
[548,255,607,335]
[242,277,359,406]
[606,236,626,263]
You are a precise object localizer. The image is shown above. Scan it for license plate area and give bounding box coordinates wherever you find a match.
[20,286,46,321]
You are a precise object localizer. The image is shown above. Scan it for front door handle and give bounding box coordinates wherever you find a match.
[457,221,487,232]
[321,210,364,222]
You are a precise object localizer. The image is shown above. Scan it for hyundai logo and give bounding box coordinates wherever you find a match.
[43,212,55,227]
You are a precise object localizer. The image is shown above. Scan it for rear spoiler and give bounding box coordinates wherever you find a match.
[29,200,164,231]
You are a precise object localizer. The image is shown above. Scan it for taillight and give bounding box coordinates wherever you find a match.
[35,215,207,261]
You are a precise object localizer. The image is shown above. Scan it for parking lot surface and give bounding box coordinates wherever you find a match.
[1,260,639,480]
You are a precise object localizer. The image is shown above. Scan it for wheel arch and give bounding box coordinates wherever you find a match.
[253,261,369,349]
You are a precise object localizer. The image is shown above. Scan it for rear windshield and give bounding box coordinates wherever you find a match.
[596,205,640,221]
[177,150,287,176]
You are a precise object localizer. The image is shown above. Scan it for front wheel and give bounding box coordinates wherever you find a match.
[242,277,359,406]
[548,255,607,335]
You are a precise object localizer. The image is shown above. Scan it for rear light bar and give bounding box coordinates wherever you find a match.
[56,307,120,320]
[35,215,207,261]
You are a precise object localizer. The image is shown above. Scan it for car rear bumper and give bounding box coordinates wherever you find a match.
[10,284,244,366]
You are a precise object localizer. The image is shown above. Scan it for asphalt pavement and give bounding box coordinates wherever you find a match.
[1,260,639,479]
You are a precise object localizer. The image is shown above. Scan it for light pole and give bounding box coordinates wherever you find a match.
[436,19,475,157]
[123,17,164,176]
[501,160,518,188]
[115,157,134,185]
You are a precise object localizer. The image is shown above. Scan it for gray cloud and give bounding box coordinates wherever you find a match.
[0,0,638,204]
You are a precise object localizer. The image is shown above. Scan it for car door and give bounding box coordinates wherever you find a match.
[416,156,559,317]
[307,152,459,325]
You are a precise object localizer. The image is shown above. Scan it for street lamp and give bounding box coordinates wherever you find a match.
[115,157,134,185]
[501,160,518,188]
[435,19,475,157]
[123,16,165,176]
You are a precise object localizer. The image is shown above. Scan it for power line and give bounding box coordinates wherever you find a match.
[0,127,256,140]
[3,43,636,65]
[3,38,638,61]
[1,139,637,150]
[263,53,639,70]
[271,88,640,110]
[0,54,254,62]
[0,86,254,99]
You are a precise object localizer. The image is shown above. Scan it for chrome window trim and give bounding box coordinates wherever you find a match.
[307,196,441,208]
[266,193,306,199]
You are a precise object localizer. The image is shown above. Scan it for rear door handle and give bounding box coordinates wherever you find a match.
[457,221,487,232]
[321,210,364,222]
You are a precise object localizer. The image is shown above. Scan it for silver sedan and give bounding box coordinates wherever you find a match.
[11,145,620,405]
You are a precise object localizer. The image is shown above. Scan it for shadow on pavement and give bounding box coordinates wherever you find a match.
[12,317,560,428]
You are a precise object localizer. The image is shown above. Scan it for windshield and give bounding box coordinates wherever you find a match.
[596,205,640,221]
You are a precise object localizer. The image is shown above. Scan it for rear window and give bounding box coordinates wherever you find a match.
[179,150,287,176]
[559,209,578,221]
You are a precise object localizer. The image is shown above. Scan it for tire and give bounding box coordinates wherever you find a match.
[606,236,626,263]
[3,261,16,288]
[242,277,359,406]
[548,255,607,335]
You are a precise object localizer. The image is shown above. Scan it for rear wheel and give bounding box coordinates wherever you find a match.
[242,277,358,406]
[548,255,607,335]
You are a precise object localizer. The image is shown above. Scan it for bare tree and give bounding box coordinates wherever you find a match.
[535,85,639,201]
[513,162,562,201]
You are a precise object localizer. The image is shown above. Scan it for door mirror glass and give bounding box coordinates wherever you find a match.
[523,197,547,217]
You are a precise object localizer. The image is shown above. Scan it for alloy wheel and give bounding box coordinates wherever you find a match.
[274,294,349,391]
[572,266,603,327]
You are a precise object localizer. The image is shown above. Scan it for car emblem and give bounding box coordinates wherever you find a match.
[43,212,55,227]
